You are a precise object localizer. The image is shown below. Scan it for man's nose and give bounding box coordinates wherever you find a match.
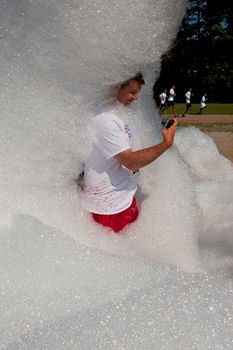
[133,93,138,100]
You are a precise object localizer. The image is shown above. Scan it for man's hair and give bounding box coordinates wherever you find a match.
[120,72,145,88]
[131,72,145,85]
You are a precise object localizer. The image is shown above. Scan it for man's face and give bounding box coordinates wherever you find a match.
[116,80,142,106]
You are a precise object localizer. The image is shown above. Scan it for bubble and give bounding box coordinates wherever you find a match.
[0,0,233,348]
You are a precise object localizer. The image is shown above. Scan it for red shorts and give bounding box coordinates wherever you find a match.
[92,197,139,234]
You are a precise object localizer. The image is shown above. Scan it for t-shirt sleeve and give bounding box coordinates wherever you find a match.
[94,117,131,160]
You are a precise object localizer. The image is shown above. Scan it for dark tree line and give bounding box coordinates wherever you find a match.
[154,0,233,103]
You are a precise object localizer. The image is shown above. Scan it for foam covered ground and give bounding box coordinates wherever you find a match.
[1,0,233,348]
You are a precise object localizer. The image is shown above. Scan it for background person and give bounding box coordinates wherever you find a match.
[84,73,177,233]
[159,89,167,115]
[181,87,193,117]
[167,84,177,117]
[199,93,208,114]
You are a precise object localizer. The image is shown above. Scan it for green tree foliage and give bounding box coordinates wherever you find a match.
[154,0,233,103]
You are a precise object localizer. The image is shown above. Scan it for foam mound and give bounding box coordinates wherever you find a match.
[1,0,233,348]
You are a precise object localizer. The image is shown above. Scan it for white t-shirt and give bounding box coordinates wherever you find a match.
[159,92,167,104]
[185,91,191,104]
[168,88,175,101]
[84,110,137,214]
[200,95,206,108]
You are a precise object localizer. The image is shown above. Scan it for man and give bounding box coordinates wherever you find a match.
[199,93,208,114]
[84,73,177,233]
[167,84,177,117]
[181,87,193,117]
[159,89,167,115]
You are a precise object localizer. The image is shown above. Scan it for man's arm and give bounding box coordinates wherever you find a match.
[115,119,177,171]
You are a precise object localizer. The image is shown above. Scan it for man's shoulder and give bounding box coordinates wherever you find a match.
[93,111,124,130]
[95,110,117,119]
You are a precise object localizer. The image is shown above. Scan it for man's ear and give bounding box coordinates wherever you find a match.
[115,84,121,94]
[114,84,122,99]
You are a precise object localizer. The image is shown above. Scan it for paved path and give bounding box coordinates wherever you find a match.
[176,114,233,124]
[170,114,233,162]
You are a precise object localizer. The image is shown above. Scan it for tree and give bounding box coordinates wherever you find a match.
[154,0,233,103]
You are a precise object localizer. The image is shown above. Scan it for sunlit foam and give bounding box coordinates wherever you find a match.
[0,0,233,348]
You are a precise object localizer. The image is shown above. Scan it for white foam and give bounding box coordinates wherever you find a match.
[1,0,233,348]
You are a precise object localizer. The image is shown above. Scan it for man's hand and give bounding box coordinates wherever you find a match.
[115,118,177,171]
[161,118,177,148]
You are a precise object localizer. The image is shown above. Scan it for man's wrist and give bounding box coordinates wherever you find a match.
[161,139,172,150]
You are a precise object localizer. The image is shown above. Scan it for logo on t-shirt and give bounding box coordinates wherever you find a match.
[124,123,133,140]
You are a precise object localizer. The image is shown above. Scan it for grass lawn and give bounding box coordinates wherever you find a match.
[168,103,233,115]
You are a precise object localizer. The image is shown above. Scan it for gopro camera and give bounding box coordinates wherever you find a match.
[161,118,174,129]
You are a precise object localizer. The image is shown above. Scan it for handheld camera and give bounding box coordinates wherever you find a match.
[161,118,174,129]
